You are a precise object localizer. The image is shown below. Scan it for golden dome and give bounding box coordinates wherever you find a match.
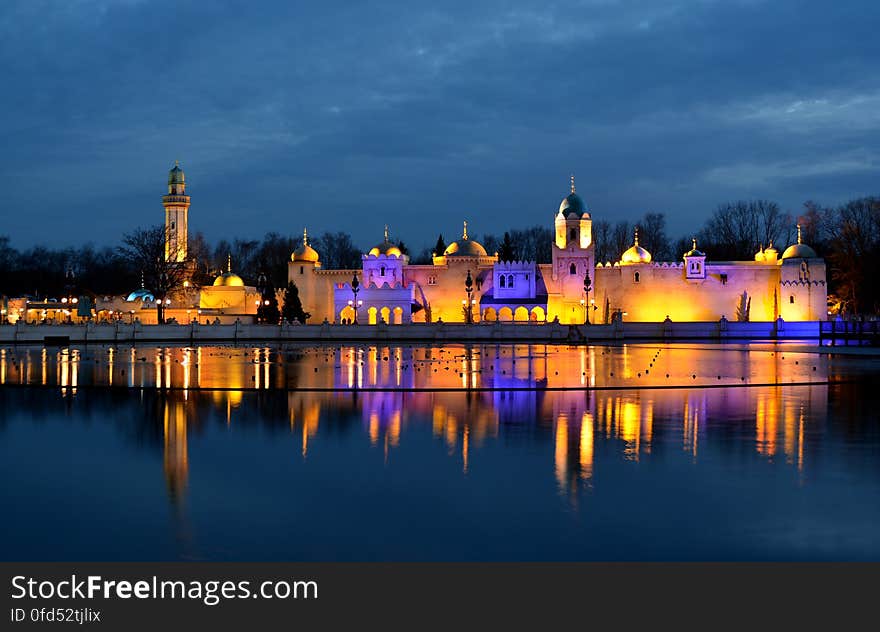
[214,254,245,286]
[620,228,652,264]
[292,228,320,263]
[443,220,488,257]
[754,246,766,262]
[368,225,403,257]
[781,225,817,259]
[213,272,244,287]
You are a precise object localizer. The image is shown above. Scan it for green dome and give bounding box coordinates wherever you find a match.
[168,163,185,185]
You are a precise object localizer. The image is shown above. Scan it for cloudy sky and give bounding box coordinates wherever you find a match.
[1,0,878,251]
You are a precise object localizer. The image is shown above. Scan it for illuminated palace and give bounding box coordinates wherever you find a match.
[292,175,826,325]
[107,164,826,324]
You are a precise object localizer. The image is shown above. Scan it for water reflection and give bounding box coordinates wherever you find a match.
[0,343,835,392]
[2,342,878,560]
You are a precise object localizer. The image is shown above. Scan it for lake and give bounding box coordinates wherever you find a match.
[1,342,879,561]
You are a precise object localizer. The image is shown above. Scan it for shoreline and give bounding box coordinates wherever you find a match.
[0,319,824,345]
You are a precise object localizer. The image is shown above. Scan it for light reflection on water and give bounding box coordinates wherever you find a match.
[1,342,879,561]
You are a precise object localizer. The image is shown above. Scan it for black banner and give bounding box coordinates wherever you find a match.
[2,563,876,629]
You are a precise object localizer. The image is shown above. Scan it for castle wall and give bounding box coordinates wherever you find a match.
[593,262,781,322]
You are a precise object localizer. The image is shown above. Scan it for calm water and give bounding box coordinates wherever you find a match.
[1,342,879,561]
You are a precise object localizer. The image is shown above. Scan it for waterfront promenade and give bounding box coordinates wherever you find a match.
[0,318,823,345]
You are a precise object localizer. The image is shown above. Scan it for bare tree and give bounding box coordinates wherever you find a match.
[822,197,880,315]
[118,225,189,323]
[611,221,631,261]
[638,212,671,260]
[592,220,612,263]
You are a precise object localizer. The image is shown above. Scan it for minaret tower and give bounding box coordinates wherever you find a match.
[163,161,190,262]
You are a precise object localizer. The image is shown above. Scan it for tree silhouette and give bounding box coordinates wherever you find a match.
[281,281,310,324]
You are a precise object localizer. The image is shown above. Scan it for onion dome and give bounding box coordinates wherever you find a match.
[213,254,245,287]
[127,272,155,301]
[781,224,818,259]
[754,245,766,262]
[292,228,320,263]
[621,228,652,264]
[126,289,155,302]
[683,238,705,258]
[168,161,185,185]
[443,221,488,257]
[763,241,779,261]
[557,174,590,218]
[368,225,403,257]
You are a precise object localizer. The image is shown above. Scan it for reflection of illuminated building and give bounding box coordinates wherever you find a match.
[162,393,189,505]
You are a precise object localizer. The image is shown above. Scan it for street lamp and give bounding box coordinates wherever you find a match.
[351,274,360,324]
[583,271,592,325]
[464,269,474,324]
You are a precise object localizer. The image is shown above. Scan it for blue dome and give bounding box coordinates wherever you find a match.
[126,289,155,302]
[558,192,589,218]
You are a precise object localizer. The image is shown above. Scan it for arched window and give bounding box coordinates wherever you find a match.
[300,266,304,275]
[507,275,514,287]
[569,228,577,242]
[170,221,175,230]
[569,263,577,275]
[634,271,640,283]
[499,275,506,288]
[380,266,386,276]
[790,295,795,304]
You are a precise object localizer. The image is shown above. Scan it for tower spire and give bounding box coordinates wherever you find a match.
[570,174,576,194]
[462,220,468,240]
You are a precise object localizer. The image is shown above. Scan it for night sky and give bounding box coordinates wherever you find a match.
[2,0,878,250]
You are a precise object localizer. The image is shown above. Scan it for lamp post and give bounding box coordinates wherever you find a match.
[256,271,268,323]
[351,274,360,324]
[583,272,592,325]
[464,269,474,324]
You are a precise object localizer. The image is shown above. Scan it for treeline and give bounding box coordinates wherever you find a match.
[1,196,878,314]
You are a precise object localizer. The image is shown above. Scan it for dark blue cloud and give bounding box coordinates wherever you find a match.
[1,0,878,251]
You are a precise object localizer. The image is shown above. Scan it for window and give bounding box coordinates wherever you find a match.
[634,271,640,283]
[507,274,514,287]
[170,221,175,230]
[569,228,576,242]
[427,275,436,286]
[719,273,727,285]
[380,266,386,276]
[499,275,506,288]
[569,263,577,275]
[790,295,795,304]
[300,266,304,275]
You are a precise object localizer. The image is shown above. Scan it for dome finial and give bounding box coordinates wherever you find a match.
[462,220,468,240]
[797,223,802,244]
[140,270,145,289]
[570,174,576,194]
[227,253,232,274]
[634,227,640,247]
[384,224,389,242]
[303,227,309,246]
[692,237,697,250]
[174,159,179,167]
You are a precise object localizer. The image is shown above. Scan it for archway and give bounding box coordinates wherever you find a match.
[482,307,497,322]
[340,305,355,324]
[498,307,513,322]
[368,306,378,325]
[380,306,391,324]
[514,306,529,322]
[531,306,545,322]
[392,306,403,325]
